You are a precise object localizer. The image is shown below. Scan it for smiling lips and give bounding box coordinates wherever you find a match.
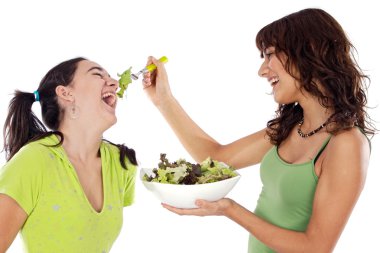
[268,76,279,87]
[102,92,117,108]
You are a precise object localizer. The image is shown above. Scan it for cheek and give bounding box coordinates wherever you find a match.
[267,61,274,70]
[294,79,301,90]
[275,61,286,72]
[268,59,282,73]
[77,93,99,109]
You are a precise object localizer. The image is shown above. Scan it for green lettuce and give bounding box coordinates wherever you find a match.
[117,67,132,98]
[143,154,237,184]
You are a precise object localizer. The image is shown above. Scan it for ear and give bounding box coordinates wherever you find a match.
[55,85,75,102]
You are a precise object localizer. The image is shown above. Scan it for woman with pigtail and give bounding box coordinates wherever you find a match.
[0,58,137,253]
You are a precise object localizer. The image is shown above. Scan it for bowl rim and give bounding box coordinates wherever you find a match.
[140,168,241,186]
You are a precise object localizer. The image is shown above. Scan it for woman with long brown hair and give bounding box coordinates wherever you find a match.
[143,8,375,252]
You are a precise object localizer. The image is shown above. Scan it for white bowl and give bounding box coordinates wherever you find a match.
[140,169,241,208]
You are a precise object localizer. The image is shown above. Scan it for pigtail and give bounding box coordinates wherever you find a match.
[3,90,48,161]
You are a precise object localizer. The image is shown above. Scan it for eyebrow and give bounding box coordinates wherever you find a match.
[87,66,111,77]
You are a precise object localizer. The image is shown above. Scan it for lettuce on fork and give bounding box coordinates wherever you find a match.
[117,67,132,98]
[143,154,238,184]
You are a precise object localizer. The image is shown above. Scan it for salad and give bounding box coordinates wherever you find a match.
[117,66,132,98]
[142,153,238,185]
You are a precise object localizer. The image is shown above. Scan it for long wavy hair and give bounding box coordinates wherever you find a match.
[256,8,376,145]
[3,57,137,168]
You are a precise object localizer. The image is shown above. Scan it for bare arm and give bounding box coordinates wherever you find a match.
[164,128,370,252]
[0,194,27,253]
[143,57,273,168]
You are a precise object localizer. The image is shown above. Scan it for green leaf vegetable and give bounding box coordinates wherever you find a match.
[117,67,132,98]
[143,153,238,184]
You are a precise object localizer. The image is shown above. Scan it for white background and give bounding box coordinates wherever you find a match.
[1,0,379,252]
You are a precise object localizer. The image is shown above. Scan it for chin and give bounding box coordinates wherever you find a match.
[109,116,117,126]
[273,94,295,105]
[273,96,284,104]
[102,115,117,129]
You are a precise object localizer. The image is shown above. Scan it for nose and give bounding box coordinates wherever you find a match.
[258,61,268,78]
[105,76,118,89]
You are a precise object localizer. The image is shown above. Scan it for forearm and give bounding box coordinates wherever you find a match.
[157,96,222,163]
[0,240,6,253]
[224,201,324,253]
[0,224,17,253]
[0,239,9,253]
[0,195,27,253]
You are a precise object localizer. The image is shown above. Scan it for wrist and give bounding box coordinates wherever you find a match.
[221,198,236,217]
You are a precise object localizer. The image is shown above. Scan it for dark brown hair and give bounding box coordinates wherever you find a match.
[256,8,376,145]
[3,57,137,168]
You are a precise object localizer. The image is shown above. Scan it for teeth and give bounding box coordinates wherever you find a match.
[101,92,116,107]
[102,92,114,99]
[269,77,279,84]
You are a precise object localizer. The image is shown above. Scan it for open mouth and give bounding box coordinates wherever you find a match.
[102,92,117,108]
[269,77,279,87]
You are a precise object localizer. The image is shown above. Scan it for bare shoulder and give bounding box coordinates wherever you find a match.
[323,127,370,180]
[328,127,370,156]
[307,128,371,251]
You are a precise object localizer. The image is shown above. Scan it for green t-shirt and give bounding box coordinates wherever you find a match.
[0,135,137,253]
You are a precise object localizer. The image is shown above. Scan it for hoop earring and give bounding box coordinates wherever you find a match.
[69,102,80,119]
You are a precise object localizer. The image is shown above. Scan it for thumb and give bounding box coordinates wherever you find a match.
[150,56,160,67]
[146,56,154,66]
[151,56,167,77]
[195,199,208,208]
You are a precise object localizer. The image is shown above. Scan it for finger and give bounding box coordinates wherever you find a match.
[151,57,163,72]
[195,199,209,208]
[162,203,203,216]
[195,199,219,213]
[142,78,151,88]
[142,72,152,86]
[162,203,186,215]
[146,56,154,66]
[195,200,202,208]
[142,72,150,80]
[142,76,151,83]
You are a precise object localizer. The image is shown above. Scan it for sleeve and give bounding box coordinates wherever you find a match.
[0,144,45,215]
[123,163,137,207]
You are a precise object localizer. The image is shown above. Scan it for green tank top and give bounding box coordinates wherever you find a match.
[248,136,331,253]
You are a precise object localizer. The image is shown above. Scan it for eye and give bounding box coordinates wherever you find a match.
[264,52,274,60]
[93,73,104,78]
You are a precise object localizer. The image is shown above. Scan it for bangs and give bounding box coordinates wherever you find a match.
[256,26,276,57]
[255,16,290,58]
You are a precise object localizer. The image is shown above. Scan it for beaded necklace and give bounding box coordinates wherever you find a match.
[297,118,329,138]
